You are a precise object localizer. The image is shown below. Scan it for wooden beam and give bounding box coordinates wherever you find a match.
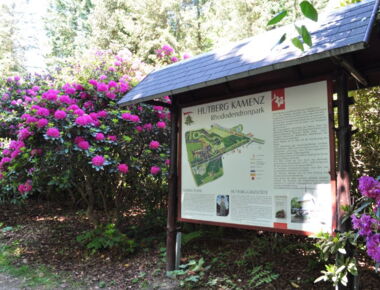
[335,70,357,290]
[332,56,368,86]
[166,97,179,271]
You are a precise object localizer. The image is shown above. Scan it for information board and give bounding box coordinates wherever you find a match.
[179,81,335,235]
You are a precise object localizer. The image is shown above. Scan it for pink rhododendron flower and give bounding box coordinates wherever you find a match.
[171,56,179,63]
[18,181,32,194]
[37,107,50,116]
[67,104,80,111]
[121,113,131,120]
[32,86,40,92]
[149,141,160,149]
[18,128,32,140]
[92,155,105,167]
[150,166,161,175]
[74,109,85,116]
[130,115,140,123]
[74,136,85,144]
[108,80,117,87]
[107,135,117,141]
[153,106,163,112]
[106,92,116,99]
[136,126,143,132]
[46,127,60,138]
[165,159,170,166]
[119,82,129,93]
[21,113,30,120]
[79,92,89,99]
[183,53,191,59]
[42,89,60,101]
[143,123,153,131]
[37,118,48,128]
[114,61,121,66]
[118,163,128,173]
[2,149,10,156]
[78,140,90,150]
[156,121,166,128]
[9,140,25,150]
[97,83,108,92]
[62,83,76,94]
[89,112,98,119]
[99,74,107,80]
[26,116,38,124]
[95,133,105,140]
[59,95,72,104]
[54,110,67,119]
[75,115,92,126]
[1,157,11,164]
[108,66,116,72]
[89,79,98,86]
[97,110,108,118]
[11,150,21,159]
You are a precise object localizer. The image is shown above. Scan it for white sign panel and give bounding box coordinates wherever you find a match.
[180,81,334,235]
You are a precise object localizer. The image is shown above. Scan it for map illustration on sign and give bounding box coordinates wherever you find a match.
[185,124,265,186]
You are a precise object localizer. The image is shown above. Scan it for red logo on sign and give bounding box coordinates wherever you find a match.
[272,89,285,111]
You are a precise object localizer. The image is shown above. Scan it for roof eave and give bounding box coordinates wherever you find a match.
[118,41,368,107]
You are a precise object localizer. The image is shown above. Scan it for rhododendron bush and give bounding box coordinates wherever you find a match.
[0,49,172,226]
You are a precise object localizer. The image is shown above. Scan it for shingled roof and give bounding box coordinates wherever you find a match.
[119,0,380,106]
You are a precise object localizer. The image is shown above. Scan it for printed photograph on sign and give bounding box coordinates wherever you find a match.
[180,81,334,235]
[216,195,229,217]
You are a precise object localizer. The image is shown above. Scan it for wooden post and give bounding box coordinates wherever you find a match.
[166,98,178,271]
[336,70,356,289]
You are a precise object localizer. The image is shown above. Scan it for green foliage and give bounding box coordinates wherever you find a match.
[248,265,279,288]
[350,87,380,191]
[267,10,287,25]
[76,223,136,254]
[314,231,359,287]
[181,230,205,246]
[300,1,318,21]
[167,258,211,288]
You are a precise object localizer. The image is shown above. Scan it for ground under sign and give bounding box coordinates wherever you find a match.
[179,81,336,235]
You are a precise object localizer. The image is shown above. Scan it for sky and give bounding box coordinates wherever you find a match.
[14,0,50,73]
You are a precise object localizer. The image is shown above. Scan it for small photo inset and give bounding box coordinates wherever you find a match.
[216,195,229,217]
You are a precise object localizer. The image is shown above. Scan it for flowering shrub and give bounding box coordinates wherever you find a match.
[351,176,380,265]
[0,49,175,225]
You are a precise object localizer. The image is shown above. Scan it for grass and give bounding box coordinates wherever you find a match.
[0,243,85,289]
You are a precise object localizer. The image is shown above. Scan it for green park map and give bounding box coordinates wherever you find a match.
[185,124,264,186]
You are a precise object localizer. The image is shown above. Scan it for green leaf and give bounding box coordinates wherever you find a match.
[338,248,347,254]
[300,25,312,47]
[278,33,287,44]
[267,10,288,26]
[291,37,304,51]
[300,1,318,22]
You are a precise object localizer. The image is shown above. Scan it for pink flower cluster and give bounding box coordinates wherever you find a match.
[0,51,170,199]
[18,180,32,194]
[351,176,380,263]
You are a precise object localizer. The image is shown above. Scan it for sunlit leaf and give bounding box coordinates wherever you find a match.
[300,1,318,21]
[300,25,312,47]
[291,37,304,51]
[267,10,288,26]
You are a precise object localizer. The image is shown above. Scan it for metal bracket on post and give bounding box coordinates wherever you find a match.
[175,232,182,270]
